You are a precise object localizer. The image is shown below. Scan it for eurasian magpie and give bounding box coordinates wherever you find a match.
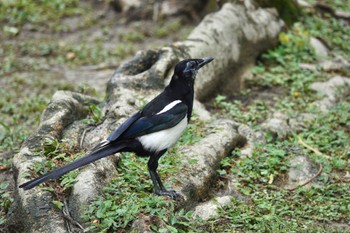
[19,57,214,198]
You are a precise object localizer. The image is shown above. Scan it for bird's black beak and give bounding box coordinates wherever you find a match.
[196,57,214,70]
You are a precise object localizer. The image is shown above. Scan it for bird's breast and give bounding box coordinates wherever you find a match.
[137,116,188,153]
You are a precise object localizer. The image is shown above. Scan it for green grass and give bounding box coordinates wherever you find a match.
[213,98,350,232]
[304,0,350,11]
[0,73,96,153]
[29,138,83,187]
[210,5,350,232]
[0,0,89,33]
[304,16,350,60]
[154,19,183,38]
[82,104,105,125]
[0,39,136,76]
[0,183,13,226]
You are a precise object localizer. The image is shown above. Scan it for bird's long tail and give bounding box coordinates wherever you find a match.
[19,142,125,190]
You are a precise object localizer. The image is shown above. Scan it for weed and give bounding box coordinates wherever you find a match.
[155,19,183,38]
[82,104,104,125]
[27,138,83,197]
[0,183,13,225]
[304,16,350,60]
[0,0,86,33]
[119,31,146,43]
[214,101,350,231]
[213,95,269,125]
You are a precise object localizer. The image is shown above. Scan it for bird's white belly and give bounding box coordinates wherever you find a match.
[138,116,188,152]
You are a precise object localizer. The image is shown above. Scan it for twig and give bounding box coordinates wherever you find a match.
[61,198,86,232]
[80,128,88,148]
[286,162,323,191]
[80,126,94,148]
[77,63,118,71]
[285,136,327,191]
[298,136,321,155]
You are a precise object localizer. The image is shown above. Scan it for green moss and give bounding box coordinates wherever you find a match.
[256,0,302,26]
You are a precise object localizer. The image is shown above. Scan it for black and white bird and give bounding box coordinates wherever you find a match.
[19,57,214,198]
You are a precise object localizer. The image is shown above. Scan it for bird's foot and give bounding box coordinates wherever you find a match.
[156,189,181,199]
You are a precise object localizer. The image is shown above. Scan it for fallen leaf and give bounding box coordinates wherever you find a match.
[66,52,76,60]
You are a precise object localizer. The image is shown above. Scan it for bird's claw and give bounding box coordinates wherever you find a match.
[156,189,181,199]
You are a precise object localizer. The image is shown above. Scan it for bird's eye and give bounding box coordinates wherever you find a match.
[188,62,195,69]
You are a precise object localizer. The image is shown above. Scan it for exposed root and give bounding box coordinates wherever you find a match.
[286,162,323,191]
[285,136,328,191]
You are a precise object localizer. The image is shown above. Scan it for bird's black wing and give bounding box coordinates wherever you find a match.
[107,111,142,142]
[120,103,188,139]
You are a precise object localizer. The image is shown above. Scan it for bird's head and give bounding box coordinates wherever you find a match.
[172,57,214,84]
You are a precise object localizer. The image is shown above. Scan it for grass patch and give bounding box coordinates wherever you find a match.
[82,104,105,125]
[213,97,350,232]
[210,5,350,232]
[154,19,183,38]
[0,182,13,226]
[30,138,83,187]
[0,39,135,76]
[305,0,350,11]
[304,15,350,60]
[0,73,87,153]
[22,138,85,209]
[0,0,90,33]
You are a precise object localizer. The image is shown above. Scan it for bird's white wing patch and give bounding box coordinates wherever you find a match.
[157,100,182,115]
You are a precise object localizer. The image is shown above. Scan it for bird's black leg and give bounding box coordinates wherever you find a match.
[148,150,179,198]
